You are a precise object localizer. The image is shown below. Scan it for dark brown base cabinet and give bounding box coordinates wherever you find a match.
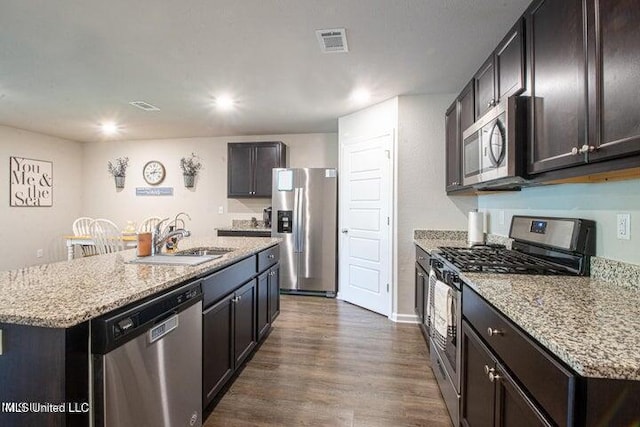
[202,245,280,408]
[415,245,431,340]
[461,322,552,427]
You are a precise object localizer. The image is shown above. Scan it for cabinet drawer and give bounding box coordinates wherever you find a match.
[463,285,576,427]
[202,256,256,308]
[258,245,279,272]
[415,245,430,272]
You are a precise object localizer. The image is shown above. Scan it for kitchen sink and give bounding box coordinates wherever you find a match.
[127,254,221,266]
[173,247,233,257]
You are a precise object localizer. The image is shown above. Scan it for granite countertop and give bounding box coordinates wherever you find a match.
[462,273,640,381]
[413,229,640,380]
[216,226,271,232]
[0,236,280,328]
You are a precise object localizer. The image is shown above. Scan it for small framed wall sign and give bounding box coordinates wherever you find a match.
[9,156,53,207]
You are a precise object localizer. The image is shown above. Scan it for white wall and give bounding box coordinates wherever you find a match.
[0,125,84,270]
[81,133,337,236]
[479,179,640,265]
[397,95,476,316]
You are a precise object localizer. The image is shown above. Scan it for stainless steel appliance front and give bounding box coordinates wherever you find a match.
[462,96,527,189]
[271,168,337,295]
[100,301,202,427]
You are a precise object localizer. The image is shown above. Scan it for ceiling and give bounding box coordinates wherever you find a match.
[0,0,531,143]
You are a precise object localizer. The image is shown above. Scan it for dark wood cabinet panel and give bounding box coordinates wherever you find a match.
[234,280,257,367]
[445,100,460,191]
[446,81,474,193]
[475,56,496,119]
[496,19,525,100]
[268,265,280,323]
[526,0,588,174]
[203,293,235,405]
[461,322,495,427]
[227,142,286,198]
[587,0,640,162]
[256,271,270,341]
[414,264,425,324]
[462,322,552,427]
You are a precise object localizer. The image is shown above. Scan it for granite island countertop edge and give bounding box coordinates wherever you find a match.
[0,236,281,329]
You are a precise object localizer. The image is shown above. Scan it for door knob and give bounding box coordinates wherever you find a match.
[341,229,349,234]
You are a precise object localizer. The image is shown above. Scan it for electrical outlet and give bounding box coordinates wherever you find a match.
[499,210,505,226]
[36,249,44,258]
[218,206,224,214]
[617,213,631,240]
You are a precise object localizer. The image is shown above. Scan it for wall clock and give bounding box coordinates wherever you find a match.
[143,160,166,185]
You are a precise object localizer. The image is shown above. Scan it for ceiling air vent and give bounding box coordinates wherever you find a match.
[316,28,348,53]
[129,101,160,111]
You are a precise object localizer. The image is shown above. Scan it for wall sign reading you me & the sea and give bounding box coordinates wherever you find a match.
[9,156,53,207]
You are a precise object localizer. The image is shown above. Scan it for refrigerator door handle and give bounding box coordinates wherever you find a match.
[298,187,305,253]
[293,187,300,253]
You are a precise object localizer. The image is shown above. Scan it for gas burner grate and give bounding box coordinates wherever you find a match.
[437,246,574,275]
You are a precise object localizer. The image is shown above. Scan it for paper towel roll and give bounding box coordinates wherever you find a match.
[468,210,485,246]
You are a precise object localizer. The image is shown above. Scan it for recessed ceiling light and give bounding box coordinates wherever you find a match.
[215,95,235,110]
[100,121,120,136]
[351,89,371,104]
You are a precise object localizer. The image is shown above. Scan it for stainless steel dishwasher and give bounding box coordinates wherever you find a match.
[92,280,202,427]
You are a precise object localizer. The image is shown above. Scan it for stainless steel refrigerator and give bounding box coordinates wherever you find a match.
[271,168,337,296]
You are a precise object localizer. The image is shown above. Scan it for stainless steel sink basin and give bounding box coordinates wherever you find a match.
[173,247,233,257]
[127,254,221,266]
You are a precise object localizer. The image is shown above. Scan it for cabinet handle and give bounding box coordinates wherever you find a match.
[270,271,275,276]
[232,296,239,303]
[488,372,501,382]
[268,254,275,259]
[487,327,503,337]
[579,144,596,154]
[484,365,495,375]
[418,256,426,260]
[417,272,424,277]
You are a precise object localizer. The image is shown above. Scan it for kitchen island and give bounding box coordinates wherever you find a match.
[0,236,281,427]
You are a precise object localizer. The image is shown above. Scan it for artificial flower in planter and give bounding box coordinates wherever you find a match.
[107,156,129,189]
[180,153,202,188]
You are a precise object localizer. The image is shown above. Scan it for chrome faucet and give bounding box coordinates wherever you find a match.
[152,217,191,255]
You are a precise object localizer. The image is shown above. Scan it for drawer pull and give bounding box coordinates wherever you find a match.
[487,327,503,337]
[418,256,426,260]
[484,365,495,375]
[268,254,275,259]
[417,272,424,277]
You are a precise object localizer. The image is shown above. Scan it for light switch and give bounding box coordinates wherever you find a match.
[218,206,224,214]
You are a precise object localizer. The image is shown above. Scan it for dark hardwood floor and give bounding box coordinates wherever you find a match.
[205,295,452,427]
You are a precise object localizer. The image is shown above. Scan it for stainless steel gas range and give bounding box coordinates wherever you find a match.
[427,215,596,427]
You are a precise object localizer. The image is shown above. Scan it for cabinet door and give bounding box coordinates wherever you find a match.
[459,80,475,134]
[495,363,553,427]
[526,0,588,174]
[445,100,461,191]
[461,322,496,427]
[253,144,281,197]
[587,0,640,161]
[227,144,254,197]
[268,265,280,323]
[414,264,425,323]
[256,271,270,341]
[475,55,496,119]
[234,280,257,367]
[203,293,235,405]
[496,19,525,100]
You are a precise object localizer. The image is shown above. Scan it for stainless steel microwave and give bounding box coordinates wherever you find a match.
[462,96,528,189]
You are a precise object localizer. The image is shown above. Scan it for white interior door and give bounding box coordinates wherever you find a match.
[338,133,392,316]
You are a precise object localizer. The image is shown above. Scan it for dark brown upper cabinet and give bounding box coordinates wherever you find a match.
[446,80,475,193]
[474,19,525,120]
[227,141,287,198]
[585,0,640,162]
[526,0,588,175]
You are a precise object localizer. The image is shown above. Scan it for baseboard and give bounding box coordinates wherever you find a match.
[390,312,419,323]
